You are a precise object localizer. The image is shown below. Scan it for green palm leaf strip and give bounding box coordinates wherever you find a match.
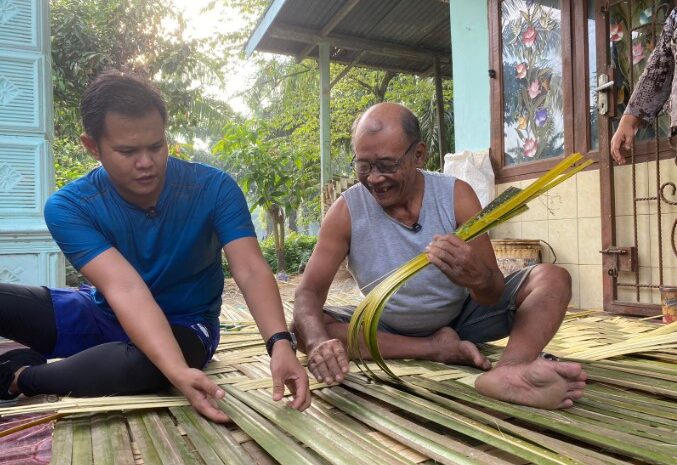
[347,153,594,379]
[407,376,676,465]
[338,375,583,465]
[214,386,323,465]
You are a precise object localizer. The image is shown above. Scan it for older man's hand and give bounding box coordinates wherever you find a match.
[426,234,489,289]
[307,339,350,385]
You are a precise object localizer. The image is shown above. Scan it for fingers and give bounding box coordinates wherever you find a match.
[194,396,231,423]
[193,372,225,400]
[308,342,348,384]
[187,373,230,423]
[285,374,311,411]
[272,373,286,402]
[610,132,630,165]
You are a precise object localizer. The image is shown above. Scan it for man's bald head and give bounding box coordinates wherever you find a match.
[351,103,421,150]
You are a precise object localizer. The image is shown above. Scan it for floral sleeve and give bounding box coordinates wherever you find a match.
[625,8,677,122]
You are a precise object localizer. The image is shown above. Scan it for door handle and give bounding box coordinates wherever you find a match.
[595,80,615,91]
[597,74,614,115]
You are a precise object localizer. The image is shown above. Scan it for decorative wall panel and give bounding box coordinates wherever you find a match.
[0,0,38,50]
[0,51,45,133]
[0,136,49,215]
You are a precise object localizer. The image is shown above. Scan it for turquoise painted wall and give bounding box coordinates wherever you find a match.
[449,0,491,152]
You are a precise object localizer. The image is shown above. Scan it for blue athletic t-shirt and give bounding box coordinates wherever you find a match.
[44,157,256,323]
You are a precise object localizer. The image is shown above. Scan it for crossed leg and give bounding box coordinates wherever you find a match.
[474,264,587,409]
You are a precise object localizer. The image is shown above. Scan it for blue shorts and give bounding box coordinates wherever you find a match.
[324,266,534,343]
[46,286,220,364]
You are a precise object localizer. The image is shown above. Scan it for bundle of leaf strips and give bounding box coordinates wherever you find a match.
[347,152,594,380]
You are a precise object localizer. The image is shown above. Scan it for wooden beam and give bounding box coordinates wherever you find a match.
[330,52,364,88]
[269,24,450,63]
[433,57,448,170]
[259,45,438,76]
[296,0,362,62]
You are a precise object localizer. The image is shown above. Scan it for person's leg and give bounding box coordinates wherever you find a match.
[471,264,587,409]
[17,324,208,397]
[0,284,56,399]
[319,307,489,368]
[0,284,57,353]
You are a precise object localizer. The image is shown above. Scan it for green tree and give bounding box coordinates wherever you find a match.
[50,0,234,186]
[213,121,318,271]
[242,55,454,186]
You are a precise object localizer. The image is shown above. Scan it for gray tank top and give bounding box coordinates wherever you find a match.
[342,171,469,337]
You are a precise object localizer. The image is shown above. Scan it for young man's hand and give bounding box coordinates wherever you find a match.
[270,342,311,411]
[170,368,229,423]
[306,338,350,385]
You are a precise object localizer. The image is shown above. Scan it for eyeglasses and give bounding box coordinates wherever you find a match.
[351,140,419,175]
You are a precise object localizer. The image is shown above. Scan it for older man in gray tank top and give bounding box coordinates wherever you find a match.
[292,103,587,409]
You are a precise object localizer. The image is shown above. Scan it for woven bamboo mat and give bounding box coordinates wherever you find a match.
[1,279,676,465]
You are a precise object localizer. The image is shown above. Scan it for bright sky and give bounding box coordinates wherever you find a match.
[171,0,259,115]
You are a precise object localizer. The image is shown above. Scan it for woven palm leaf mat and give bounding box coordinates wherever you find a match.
[1,279,676,465]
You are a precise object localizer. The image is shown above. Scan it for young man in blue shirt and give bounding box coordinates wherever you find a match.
[0,71,310,421]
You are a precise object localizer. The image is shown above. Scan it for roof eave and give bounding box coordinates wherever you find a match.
[244,0,289,58]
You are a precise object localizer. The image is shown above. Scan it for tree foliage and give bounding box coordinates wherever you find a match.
[212,121,318,271]
[50,0,456,244]
[50,0,235,186]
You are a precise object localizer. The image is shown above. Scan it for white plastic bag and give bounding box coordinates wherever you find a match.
[443,150,495,207]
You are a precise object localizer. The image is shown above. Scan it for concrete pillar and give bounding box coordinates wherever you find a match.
[449,0,491,152]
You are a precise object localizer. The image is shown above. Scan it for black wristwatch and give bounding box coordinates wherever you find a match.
[265,331,297,356]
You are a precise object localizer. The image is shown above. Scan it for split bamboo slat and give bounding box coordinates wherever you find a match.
[1,229,676,464]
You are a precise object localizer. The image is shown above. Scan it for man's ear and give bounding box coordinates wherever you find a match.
[414,142,428,167]
[80,133,100,161]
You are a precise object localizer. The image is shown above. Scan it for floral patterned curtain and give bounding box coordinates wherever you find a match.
[502,0,564,166]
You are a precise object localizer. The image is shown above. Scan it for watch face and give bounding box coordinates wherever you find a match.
[290,331,298,350]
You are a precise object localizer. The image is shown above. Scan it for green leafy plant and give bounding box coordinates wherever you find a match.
[222,234,317,277]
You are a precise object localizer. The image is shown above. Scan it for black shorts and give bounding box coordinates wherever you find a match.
[324,266,534,343]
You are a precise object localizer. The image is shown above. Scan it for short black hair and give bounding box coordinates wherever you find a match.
[80,70,167,142]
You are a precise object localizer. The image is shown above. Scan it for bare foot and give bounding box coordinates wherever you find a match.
[474,358,587,409]
[429,327,492,370]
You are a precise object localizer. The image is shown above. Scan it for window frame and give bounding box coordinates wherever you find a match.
[489,0,577,182]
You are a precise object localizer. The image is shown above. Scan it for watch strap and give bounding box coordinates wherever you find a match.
[265,331,295,356]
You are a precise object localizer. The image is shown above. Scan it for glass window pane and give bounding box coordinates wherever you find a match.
[631,0,654,29]
[610,2,631,116]
[502,0,564,166]
[588,0,598,150]
[656,0,672,23]
[611,0,672,142]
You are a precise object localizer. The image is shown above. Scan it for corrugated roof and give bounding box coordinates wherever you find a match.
[246,0,452,77]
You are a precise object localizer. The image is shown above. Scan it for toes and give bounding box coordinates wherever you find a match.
[554,361,584,380]
[459,342,490,370]
[567,388,585,400]
[479,357,492,370]
[569,381,586,390]
[557,398,574,409]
